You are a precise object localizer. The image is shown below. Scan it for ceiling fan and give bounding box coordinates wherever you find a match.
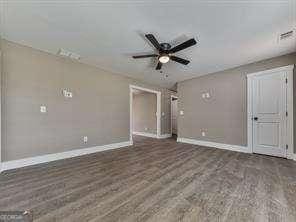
[132,34,197,70]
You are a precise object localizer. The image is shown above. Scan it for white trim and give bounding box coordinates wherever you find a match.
[170,95,178,135]
[0,51,2,172]
[177,137,251,153]
[129,85,161,142]
[133,131,158,138]
[158,133,172,139]
[133,132,171,139]
[247,65,294,157]
[1,141,132,172]
[247,65,294,78]
[286,66,294,160]
[247,75,253,153]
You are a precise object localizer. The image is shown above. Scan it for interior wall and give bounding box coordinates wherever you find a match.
[132,92,157,134]
[178,52,296,153]
[1,40,176,161]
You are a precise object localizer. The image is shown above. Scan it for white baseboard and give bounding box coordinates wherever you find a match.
[133,132,172,139]
[158,134,172,139]
[287,153,296,161]
[177,137,251,154]
[1,140,133,172]
[133,131,158,138]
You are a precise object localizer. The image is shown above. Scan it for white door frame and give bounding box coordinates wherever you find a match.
[171,95,178,135]
[247,65,294,158]
[129,85,161,142]
[0,50,2,172]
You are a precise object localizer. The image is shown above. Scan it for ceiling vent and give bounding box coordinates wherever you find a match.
[58,49,80,60]
[278,30,295,42]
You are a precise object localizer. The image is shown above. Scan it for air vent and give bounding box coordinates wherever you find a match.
[279,30,294,41]
[58,49,80,60]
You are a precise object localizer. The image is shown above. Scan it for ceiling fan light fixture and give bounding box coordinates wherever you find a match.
[159,55,170,64]
[132,34,197,70]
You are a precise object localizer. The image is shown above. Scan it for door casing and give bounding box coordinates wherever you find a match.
[129,85,161,142]
[247,65,294,158]
[171,95,178,135]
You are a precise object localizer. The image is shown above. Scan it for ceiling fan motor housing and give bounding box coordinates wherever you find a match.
[132,34,197,70]
[160,43,171,51]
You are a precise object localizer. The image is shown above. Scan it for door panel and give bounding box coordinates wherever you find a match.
[257,122,279,147]
[252,71,286,157]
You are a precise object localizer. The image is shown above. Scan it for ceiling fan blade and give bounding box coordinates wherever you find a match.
[169,38,197,53]
[170,56,190,65]
[132,54,158,59]
[156,62,162,70]
[145,34,161,51]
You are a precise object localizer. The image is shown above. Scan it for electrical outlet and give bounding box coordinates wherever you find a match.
[180,110,184,115]
[83,136,88,143]
[202,92,210,99]
[40,106,47,113]
[145,127,148,131]
[201,131,206,137]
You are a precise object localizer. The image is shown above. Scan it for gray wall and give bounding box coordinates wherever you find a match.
[178,52,296,152]
[133,92,157,134]
[1,40,175,161]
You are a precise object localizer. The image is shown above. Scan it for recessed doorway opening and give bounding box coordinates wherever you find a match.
[129,85,161,143]
[171,95,178,140]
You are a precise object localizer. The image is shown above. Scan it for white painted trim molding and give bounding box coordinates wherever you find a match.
[133,132,171,139]
[170,95,178,135]
[158,133,172,139]
[129,85,161,143]
[1,141,133,172]
[177,138,251,154]
[247,65,294,158]
[133,131,158,138]
[287,153,296,161]
[0,51,2,173]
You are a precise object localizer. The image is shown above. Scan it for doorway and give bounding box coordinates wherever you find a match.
[247,65,294,158]
[171,96,178,139]
[129,85,161,143]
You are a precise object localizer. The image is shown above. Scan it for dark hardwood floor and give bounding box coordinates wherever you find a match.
[1,136,296,222]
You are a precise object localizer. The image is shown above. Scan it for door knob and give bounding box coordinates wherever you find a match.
[253,117,258,121]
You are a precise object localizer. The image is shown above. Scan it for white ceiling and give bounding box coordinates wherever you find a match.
[1,0,296,89]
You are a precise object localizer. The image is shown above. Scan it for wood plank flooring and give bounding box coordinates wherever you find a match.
[1,136,296,222]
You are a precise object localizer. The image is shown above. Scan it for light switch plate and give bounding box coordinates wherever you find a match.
[63,89,73,98]
[40,106,47,113]
[83,136,88,143]
[180,110,184,115]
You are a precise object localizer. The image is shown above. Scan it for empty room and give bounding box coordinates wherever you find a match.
[0,1,295,222]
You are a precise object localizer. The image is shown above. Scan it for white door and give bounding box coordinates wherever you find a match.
[252,71,287,157]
